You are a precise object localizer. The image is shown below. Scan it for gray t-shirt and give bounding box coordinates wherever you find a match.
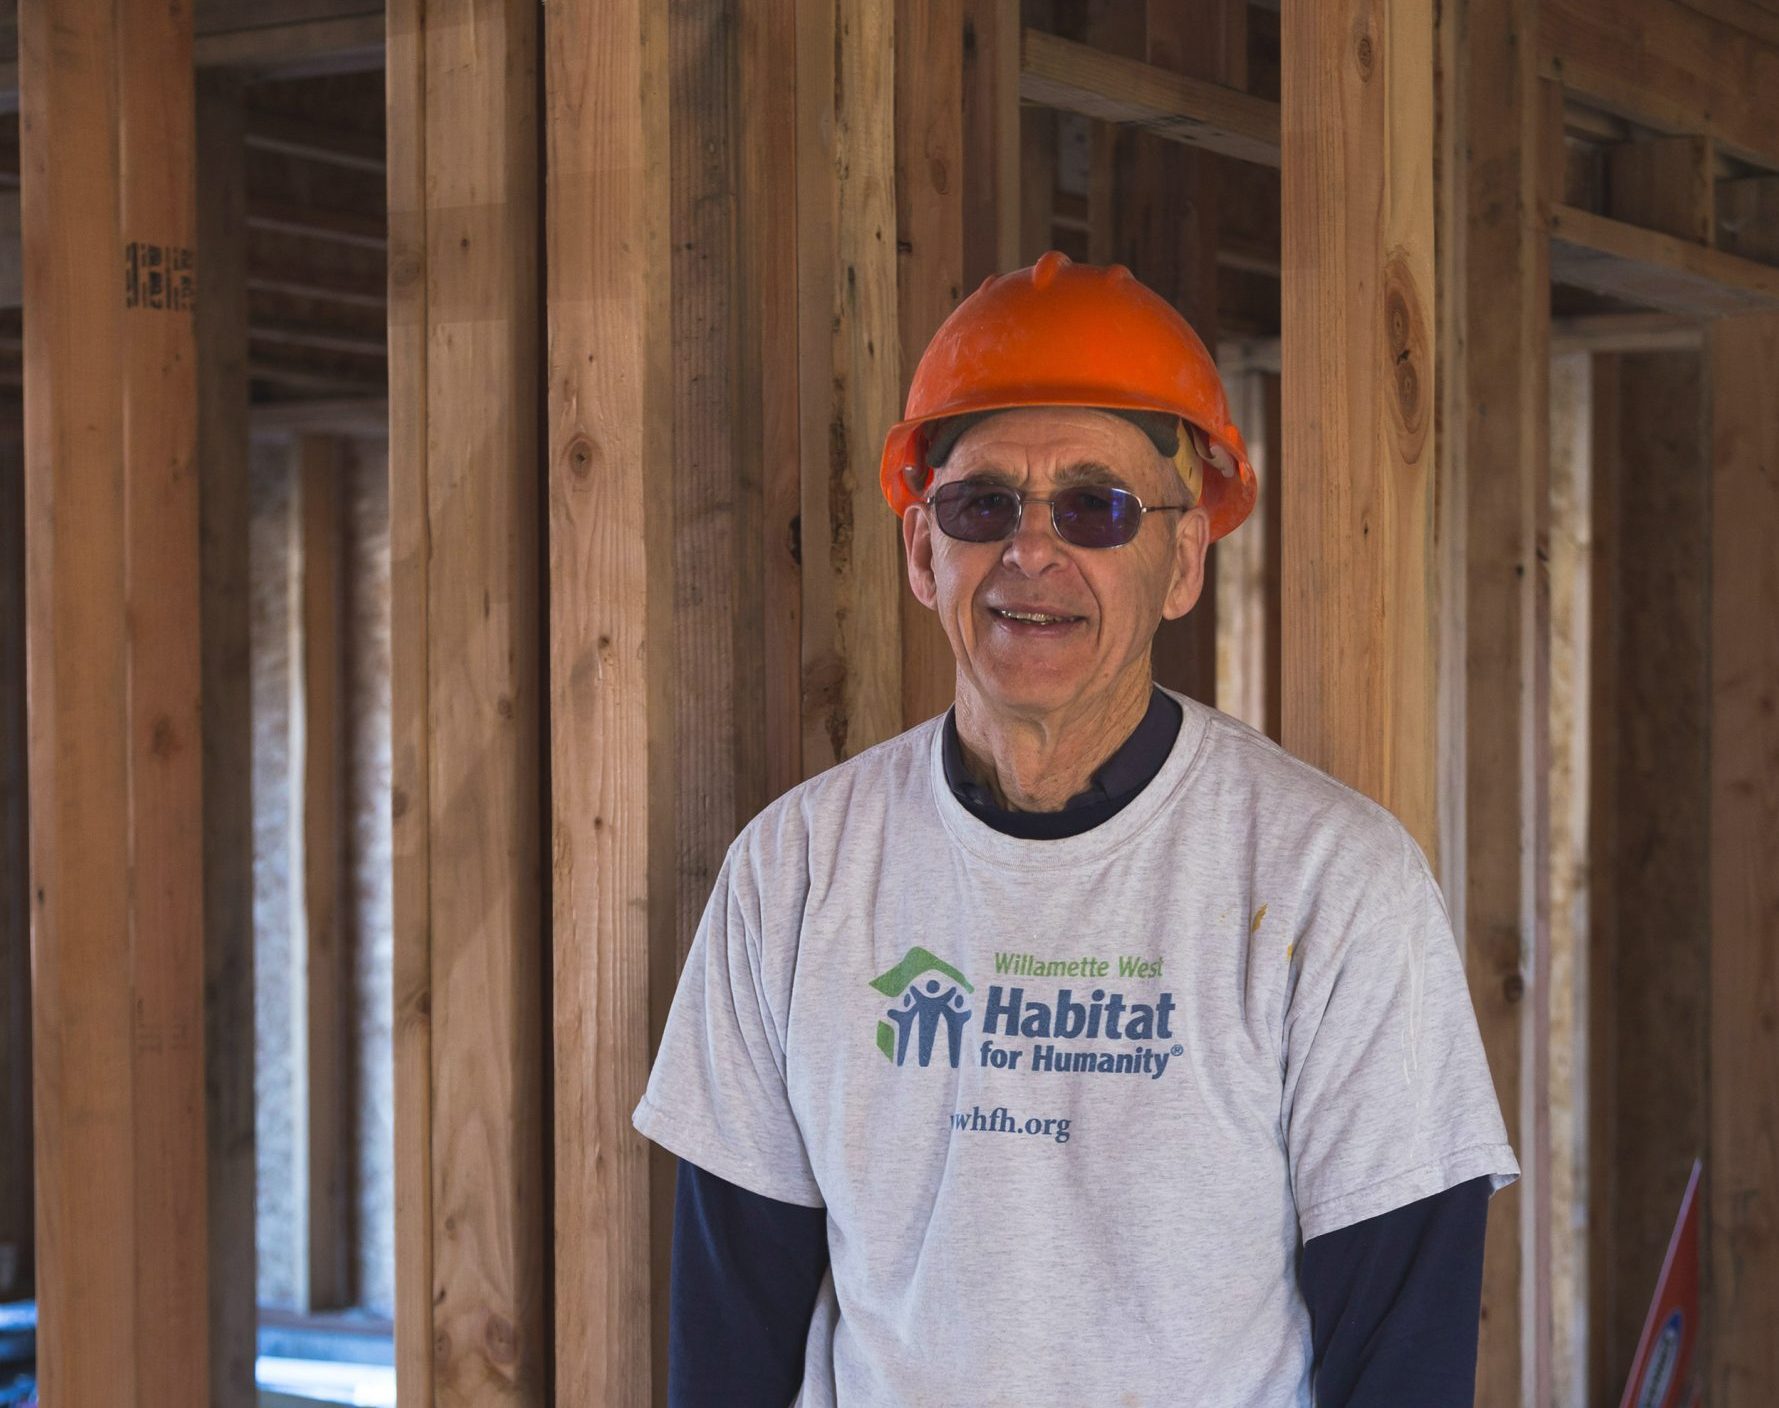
[634,688,1519,1407]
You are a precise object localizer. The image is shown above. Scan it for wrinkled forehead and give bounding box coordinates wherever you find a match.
[937,406,1174,496]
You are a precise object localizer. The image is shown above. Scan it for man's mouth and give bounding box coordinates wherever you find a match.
[988,606,1085,626]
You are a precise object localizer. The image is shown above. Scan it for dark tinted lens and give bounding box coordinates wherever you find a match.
[932,482,1020,541]
[1052,486,1141,547]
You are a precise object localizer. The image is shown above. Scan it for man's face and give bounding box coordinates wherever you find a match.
[902,406,1211,720]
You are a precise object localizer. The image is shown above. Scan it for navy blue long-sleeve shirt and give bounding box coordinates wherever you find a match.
[669,688,1490,1406]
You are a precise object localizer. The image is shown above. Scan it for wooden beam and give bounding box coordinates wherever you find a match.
[0,428,28,1303]
[249,199,386,251]
[1550,311,1703,354]
[196,70,256,1408]
[1708,311,1779,1407]
[249,358,383,394]
[246,110,385,174]
[194,13,384,76]
[249,269,387,311]
[1540,0,1779,173]
[0,192,17,308]
[1587,351,1711,1402]
[545,0,668,1399]
[1132,0,1245,709]
[657,0,756,1390]
[388,0,547,1399]
[1460,7,1558,1390]
[22,0,210,1400]
[1586,347,1624,1408]
[0,13,387,111]
[1549,203,1779,315]
[797,0,903,771]
[897,0,966,730]
[383,0,432,1398]
[250,397,389,440]
[1281,0,1437,846]
[1604,136,1715,243]
[298,435,349,1311]
[736,0,803,803]
[962,0,1021,284]
[251,319,385,358]
[1020,27,1280,168]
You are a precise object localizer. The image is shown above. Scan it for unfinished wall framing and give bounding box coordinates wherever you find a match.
[0,0,1776,1406]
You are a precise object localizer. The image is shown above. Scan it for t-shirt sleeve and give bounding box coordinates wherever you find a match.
[633,839,825,1209]
[1281,830,1519,1242]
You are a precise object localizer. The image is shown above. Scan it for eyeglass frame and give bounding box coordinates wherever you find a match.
[919,476,1196,550]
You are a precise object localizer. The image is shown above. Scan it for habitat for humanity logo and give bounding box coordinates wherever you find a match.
[871,947,974,1069]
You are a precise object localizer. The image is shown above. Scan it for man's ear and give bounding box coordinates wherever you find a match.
[904,502,938,608]
[1160,506,1211,620]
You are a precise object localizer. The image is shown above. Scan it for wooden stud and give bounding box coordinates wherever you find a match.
[388,0,548,1399]
[197,69,256,1408]
[1604,136,1715,244]
[21,0,210,1400]
[1707,311,1779,1407]
[299,433,349,1311]
[1135,0,1245,709]
[545,0,670,1400]
[897,0,966,729]
[1546,349,1591,1406]
[118,0,209,1386]
[962,0,1021,284]
[1459,2,1558,1386]
[736,0,803,803]
[1019,103,1058,264]
[1281,0,1438,847]
[0,428,26,1303]
[1587,350,1711,1401]
[1261,370,1281,744]
[1586,349,1624,1408]
[383,0,433,1397]
[796,0,903,771]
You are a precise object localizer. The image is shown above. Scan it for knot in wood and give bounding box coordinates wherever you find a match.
[1380,253,1429,463]
[484,1314,519,1366]
[1352,15,1376,80]
[565,435,600,484]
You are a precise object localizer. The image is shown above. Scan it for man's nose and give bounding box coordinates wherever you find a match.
[1000,499,1069,571]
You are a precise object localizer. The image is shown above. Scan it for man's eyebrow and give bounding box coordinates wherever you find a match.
[1052,461,1131,489]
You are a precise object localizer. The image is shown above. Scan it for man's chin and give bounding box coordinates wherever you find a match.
[967,664,1089,717]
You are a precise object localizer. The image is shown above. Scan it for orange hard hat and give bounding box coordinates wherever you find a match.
[879,251,1257,541]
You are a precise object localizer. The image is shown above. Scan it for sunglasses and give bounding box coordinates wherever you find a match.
[924,479,1192,549]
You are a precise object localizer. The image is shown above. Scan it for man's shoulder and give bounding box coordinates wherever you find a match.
[732,714,943,860]
[1180,696,1430,884]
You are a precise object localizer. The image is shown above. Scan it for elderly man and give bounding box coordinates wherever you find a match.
[634,253,1518,1406]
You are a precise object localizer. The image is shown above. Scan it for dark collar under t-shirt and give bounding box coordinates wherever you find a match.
[940,686,1184,840]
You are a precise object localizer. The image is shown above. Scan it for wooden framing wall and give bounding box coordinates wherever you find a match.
[19,0,209,1403]
[2,2,1775,1406]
